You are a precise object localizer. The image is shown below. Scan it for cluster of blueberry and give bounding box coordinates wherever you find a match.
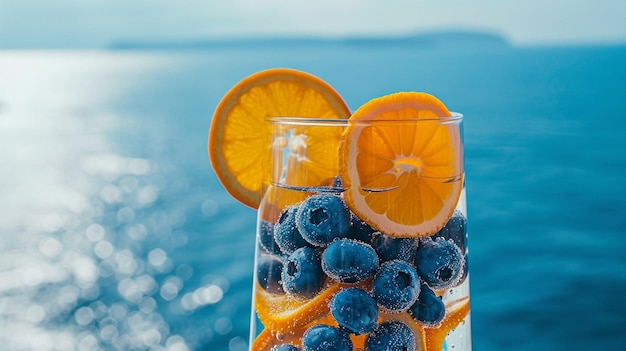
[256,193,467,351]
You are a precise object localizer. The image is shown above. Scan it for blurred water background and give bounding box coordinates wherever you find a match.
[1,42,625,351]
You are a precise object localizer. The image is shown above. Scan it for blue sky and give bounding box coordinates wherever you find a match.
[1,0,625,49]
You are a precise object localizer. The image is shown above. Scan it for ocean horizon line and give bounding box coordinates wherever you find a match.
[1,29,625,51]
[108,29,511,51]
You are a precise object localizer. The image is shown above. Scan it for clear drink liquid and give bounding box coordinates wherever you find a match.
[249,117,471,351]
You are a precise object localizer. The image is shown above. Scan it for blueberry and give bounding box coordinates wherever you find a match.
[256,254,284,294]
[282,247,326,298]
[432,211,467,255]
[275,206,311,254]
[346,213,376,243]
[371,233,418,263]
[365,320,416,351]
[414,237,464,290]
[408,283,445,326]
[271,345,301,351]
[302,324,353,351]
[296,194,351,246]
[322,239,379,283]
[330,288,378,335]
[372,260,420,312]
[432,211,469,285]
[259,219,282,255]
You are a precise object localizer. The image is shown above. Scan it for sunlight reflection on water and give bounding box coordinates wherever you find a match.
[0,53,248,351]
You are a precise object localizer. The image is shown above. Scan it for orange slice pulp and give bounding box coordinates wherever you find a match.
[338,92,463,237]
[251,316,329,351]
[253,282,342,333]
[208,68,351,209]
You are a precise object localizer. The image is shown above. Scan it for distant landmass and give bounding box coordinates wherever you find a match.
[109,30,511,51]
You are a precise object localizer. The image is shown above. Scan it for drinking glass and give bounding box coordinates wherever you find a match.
[249,115,471,351]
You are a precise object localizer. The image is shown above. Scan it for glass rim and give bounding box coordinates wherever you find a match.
[266,112,463,126]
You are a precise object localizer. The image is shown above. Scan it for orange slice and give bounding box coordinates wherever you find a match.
[424,296,470,351]
[209,68,351,208]
[338,92,463,237]
[251,328,283,351]
[251,315,334,351]
[253,282,343,333]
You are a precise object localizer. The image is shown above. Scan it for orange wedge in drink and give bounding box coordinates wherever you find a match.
[253,282,343,333]
[209,68,351,209]
[338,92,463,237]
[423,296,471,351]
[251,315,327,351]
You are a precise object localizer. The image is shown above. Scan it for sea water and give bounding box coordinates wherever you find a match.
[0,44,625,351]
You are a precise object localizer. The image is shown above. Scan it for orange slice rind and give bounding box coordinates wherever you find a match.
[339,92,463,237]
[209,68,351,209]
